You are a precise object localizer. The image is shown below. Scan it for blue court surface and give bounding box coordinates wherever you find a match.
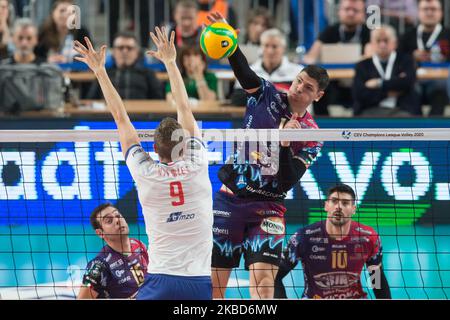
[0,222,449,299]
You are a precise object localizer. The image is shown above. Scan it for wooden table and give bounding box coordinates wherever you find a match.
[65,67,449,83]
[63,100,245,117]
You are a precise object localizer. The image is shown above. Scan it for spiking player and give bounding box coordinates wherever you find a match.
[74,27,213,300]
[78,203,148,299]
[274,184,391,299]
[205,12,329,299]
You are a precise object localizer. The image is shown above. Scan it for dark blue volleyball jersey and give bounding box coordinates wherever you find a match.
[82,238,149,298]
[218,78,322,201]
[282,221,383,299]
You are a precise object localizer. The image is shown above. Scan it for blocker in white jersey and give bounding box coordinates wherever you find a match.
[73,27,213,300]
[125,138,212,278]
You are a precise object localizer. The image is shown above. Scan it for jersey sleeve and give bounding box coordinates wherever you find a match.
[183,137,208,167]
[366,233,383,268]
[247,78,288,115]
[82,259,109,294]
[125,144,154,180]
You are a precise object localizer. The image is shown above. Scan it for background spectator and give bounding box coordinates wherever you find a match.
[239,7,273,64]
[303,0,370,116]
[168,0,202,49]
[0,0,12,59]
[166,45,217,102]
[36,0,91,63]
[366,0,418,34]
[87,32,163,100]
[197,0,236,28]
[230,28,303,106]
[352,25,420,117]
[399,0,450,116]
[2,18,44,64]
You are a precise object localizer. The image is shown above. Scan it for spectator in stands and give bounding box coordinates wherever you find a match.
[87,32,163,100]
[0,0,12,59]
[230,28,303,106]
[366,0,418,34]
[36,0,91,63]
[239,7,273,64]
[303,0,370,116]
[166,45,217,102]
[303,0,370,64]
[399,0,450,116]
[169,0,202,48]
[2,18,45,65]
[197,0,236,28]
[352,25,420,117]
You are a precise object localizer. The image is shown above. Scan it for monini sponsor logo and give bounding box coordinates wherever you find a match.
[260,218,285,235]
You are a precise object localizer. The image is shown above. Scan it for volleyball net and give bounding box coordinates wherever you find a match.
[0,128,449,299]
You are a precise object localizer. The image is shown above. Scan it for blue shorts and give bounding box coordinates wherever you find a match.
[136,273,212,300]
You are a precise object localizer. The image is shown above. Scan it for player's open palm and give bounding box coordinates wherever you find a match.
[73,37,106,74]
[147,27,176,65]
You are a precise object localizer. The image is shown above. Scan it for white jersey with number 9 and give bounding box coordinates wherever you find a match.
[125,137,213,277]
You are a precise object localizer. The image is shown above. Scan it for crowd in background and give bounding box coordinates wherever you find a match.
[0,0,449,117]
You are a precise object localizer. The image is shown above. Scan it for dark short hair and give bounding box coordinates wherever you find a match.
[154,117,184,161]
[327,184,356,202]
[113,31,139,45]
[301,65,330,91]
[90,203,114,230]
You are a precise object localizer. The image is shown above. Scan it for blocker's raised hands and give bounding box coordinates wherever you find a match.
[74,37,106,74]
[147,26,176,65]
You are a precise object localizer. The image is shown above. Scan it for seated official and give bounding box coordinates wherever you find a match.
[353,25,420,117]
[398,0,450,116]
[303,0,371,116]
[230,28,303,106]
[87,32,163,100]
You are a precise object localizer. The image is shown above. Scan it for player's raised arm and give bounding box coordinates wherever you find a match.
[73,37,140,156]
[147,27,201,139]
[205,12,261,94]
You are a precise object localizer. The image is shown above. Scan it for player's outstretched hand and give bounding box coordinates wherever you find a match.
[147,26,176,65]
[204,11,240,34]
[73,37,106,74]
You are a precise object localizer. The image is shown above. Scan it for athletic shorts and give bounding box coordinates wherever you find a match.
[136,273,212,300]
[212,191,286,269]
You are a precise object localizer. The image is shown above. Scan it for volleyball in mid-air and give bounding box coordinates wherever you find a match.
[200,22,238,60]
